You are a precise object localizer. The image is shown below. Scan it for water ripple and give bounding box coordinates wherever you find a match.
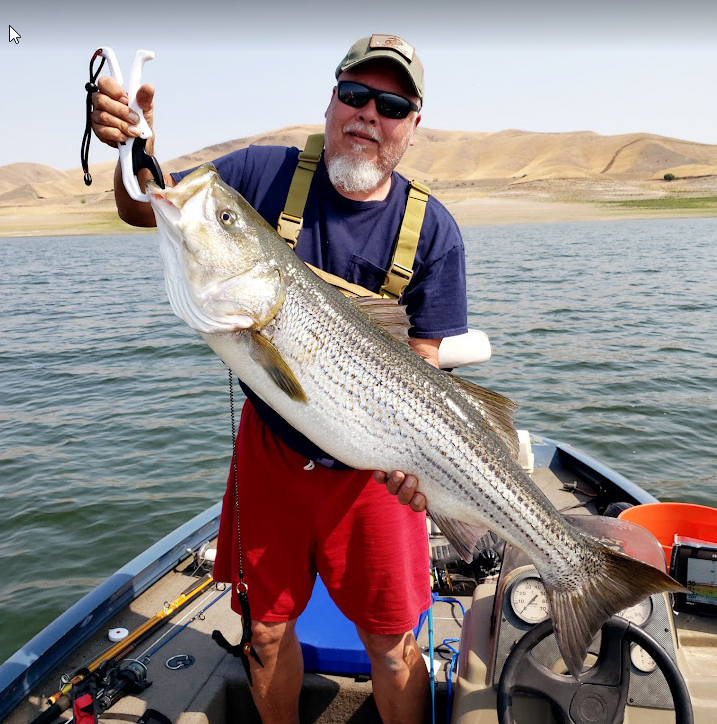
[1,221,716,663]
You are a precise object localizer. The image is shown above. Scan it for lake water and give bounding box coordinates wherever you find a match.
[1,217,715,663]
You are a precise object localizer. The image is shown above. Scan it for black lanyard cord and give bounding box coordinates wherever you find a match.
[81,50,105,186]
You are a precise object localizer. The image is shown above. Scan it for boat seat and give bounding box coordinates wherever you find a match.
[295,575,430,676]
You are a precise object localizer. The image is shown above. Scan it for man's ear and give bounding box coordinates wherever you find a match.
[325,86,337,119]
[409,113,421,146]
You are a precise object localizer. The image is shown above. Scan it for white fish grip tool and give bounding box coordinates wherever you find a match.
[81,47,164,201]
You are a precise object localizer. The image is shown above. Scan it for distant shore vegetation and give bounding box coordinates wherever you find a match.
[603,196,717,210]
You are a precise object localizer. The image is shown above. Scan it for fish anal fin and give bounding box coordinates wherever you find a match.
[250,333,307,403]
[428,510,490,563]
[449,376,520,459]
[543,542,687,679]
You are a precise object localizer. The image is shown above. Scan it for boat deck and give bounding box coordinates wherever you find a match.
[7,438,717,724]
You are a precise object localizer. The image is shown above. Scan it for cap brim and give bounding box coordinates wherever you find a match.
[338,54,422,99]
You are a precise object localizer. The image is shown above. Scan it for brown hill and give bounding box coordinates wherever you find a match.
[1,127,716,206]
[161,126,717,184]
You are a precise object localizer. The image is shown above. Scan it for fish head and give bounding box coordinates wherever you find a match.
[148,164,286,334]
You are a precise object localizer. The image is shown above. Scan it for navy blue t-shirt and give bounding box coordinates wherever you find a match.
[173,144,467,466]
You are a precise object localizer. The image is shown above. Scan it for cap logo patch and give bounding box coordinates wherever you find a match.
[369,34,415,62]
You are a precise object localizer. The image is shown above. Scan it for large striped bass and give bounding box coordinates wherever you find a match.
[147,164,683,677]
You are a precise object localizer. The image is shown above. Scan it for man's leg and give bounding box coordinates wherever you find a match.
[246,619,303,724]
[214,403,321,721]
[356,627,429,724]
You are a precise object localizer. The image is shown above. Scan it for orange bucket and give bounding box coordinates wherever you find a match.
[618,503,717,564]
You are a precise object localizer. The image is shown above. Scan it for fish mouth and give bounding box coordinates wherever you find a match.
[148,166,258,334]
[147,184,180,229]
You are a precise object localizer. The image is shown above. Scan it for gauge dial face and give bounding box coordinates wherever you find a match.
[618,598,653,626]
[510,577,550,624]
[630,645,657,673]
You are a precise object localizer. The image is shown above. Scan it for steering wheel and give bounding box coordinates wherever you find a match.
[497,615,693,724]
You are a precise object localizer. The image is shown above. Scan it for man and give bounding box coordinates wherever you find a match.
[92,35,467,724]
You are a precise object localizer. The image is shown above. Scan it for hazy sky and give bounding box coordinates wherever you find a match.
[2,0,716,171]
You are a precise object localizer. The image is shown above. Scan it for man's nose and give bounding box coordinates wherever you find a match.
[358,99,379,124]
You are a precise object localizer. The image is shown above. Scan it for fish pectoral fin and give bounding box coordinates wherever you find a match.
[448,376,520,460]
[250,333,307,403]
[428,510,491,563]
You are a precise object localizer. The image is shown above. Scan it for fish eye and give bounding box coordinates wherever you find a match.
[219,209,236,226]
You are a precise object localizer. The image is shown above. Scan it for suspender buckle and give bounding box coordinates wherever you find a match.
[382,262,413,298]
[277,212,303,248]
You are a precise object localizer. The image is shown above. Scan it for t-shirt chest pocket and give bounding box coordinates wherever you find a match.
[344,254,388,294]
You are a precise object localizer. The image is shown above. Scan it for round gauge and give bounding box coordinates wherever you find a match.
[618,598,653,626]
[510,577,550,624]
[630,645,657,673]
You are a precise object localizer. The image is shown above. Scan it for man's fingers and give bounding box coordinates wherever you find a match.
[91,79,153,149]
[92,92,141,126]
[91,97,142,145]
[97,75,128,102]
[375,470,427,512]
[135,84,155,112]
[387,471,405,496]
[396,474,417,505]
[409,492,427,513]
[91,110,130,145]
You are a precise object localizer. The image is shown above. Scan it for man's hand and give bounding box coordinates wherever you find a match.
[373,470,427,512]
[91,76,156,152]
[90,76,170,226]
[374,338,441,513]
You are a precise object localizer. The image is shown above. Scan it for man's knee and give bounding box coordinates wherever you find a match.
[355,628,420,670]
[252,619,297,652]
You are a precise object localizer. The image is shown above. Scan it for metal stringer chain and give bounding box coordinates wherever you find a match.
[211,369,263,685]
[228,368,244,583]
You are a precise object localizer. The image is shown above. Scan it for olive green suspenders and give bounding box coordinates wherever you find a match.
[380,178,429,299]
[276,133,325,247]
[275,133,430,300]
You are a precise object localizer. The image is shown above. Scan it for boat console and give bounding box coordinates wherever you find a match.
[452,515,717,724]
[3,437,717,724]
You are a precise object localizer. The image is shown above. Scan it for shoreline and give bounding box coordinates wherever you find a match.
[1,192,716,238]
[0,198,717,239]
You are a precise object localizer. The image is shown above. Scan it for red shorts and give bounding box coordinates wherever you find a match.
[213,401,431,635]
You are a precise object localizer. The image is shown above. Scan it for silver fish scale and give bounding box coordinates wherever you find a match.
[266,265,589,584]
[153,167,682,680]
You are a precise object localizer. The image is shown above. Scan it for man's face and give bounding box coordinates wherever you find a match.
[324,60,421,188]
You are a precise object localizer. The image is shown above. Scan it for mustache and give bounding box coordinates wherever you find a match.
[343,122,383,144]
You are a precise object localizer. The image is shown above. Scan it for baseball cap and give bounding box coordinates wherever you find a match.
[335,34,424,100]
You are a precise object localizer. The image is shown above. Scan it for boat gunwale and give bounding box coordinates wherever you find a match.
[541,436,659,506]
[0,436,660,720]
[0,503,222,721]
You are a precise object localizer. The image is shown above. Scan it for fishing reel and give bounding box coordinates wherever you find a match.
[431,531,504,595]
[95,660,151,712]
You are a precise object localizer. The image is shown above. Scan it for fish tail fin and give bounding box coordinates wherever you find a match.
[543,543,686,678]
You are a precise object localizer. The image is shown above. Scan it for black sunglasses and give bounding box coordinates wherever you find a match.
[337,81,420,120]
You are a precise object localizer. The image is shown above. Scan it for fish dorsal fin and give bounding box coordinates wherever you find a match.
[449,376,520,459]
[304,261,412,347]
[351,297,412,347]
[428,510,491,563]
[250,332,307,403]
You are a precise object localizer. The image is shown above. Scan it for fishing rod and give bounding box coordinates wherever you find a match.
[137,584,231,664]
[30,575,216,724]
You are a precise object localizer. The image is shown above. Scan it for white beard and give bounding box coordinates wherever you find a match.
[326,153,387,195]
